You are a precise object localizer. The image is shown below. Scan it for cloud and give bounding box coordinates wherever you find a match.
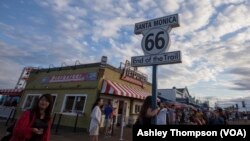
[0,41,30,57]
[164,2,250,92]
[92,17,136,41]
[158,1,181,13]
[32,0,250,93]
[0,58,23,88]
[0,0,250,102]
[28,17,46,25]
[229,67,250,76]
[225,67,250,90]
[138,0,157,11]
[211,0,249,8]
[216,96,250,110]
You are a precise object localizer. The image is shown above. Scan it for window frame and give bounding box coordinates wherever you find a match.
[61,94,87,116]
[22,94,57,112]
[22,94,40,110]
[134,104,141,114]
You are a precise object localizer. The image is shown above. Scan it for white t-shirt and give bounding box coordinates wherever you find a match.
[90,106,102,127]
[156,108,168,125]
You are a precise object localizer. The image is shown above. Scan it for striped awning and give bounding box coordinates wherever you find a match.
[101,79,150,100]
[0,88,23,96]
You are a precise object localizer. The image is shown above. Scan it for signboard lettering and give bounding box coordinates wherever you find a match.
[121,61,147,87]
[134,14,179,35]
[41,72,98,83]
[131,51,182,67]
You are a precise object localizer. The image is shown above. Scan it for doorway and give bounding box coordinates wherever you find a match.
[117,100,127,126]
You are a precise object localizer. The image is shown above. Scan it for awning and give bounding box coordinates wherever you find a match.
[165,101,188,109]
[158,96,174,103]
[0,88,23,96]
[101,79,150,100]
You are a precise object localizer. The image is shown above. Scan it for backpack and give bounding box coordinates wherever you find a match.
[0,110,34,141]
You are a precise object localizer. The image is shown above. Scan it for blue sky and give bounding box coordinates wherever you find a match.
[0,0,250,108]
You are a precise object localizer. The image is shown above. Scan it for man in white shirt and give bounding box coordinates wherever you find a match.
[156,101,169,125]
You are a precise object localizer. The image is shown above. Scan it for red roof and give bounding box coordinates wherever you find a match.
[101,79,150,100]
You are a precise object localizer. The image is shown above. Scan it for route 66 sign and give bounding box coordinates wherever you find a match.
[141,27,170,55]
[134,14,179,55]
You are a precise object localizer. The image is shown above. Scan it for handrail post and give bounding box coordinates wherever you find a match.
[55,113,63,134]
[51,113,57,129]
[73,113,80,132]
[5,108,14,126]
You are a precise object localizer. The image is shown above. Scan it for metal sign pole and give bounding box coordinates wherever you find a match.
[120,102,125,141]
[151,65,157,125]
[132,13,181,124]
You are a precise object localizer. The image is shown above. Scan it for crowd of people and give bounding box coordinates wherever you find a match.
[89,96,236,141]
[89,99,116,141]
[135,96,230,125]
[2,95,247,141]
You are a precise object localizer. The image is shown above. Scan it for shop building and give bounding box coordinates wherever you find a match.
[157,87,198,107]
[15,57,151,130]
[0,67,35,119]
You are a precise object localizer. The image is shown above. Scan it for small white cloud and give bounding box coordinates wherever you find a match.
[0,58,23,88]
[138,0,157,11]
[0,41,30,57]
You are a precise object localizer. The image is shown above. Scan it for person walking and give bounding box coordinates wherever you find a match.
[89,98,103,141]
[104,101,113,137]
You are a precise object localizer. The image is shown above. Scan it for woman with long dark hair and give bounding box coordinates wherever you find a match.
[10,94,53,141]
[135,96,160,125]
[89,98,103,141]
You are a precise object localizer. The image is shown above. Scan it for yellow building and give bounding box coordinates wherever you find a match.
[15,58,151,131]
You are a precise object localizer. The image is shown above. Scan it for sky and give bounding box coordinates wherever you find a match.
[0,0,250,109]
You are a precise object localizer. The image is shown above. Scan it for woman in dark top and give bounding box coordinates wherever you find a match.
[10,94,53,141]
[135,96,160,125]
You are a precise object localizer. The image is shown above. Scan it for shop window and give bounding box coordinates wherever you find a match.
[134,104,141,114]
[62,94,87,114]
[23,94,57,111]
[23,95,40,110]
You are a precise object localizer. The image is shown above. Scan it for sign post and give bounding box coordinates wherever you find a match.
[132,14,181,125]
[151,65,157,124]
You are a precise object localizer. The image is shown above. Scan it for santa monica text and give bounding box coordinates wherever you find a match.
[134,14,179,34]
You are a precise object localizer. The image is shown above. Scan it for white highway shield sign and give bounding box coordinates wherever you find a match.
[141,28,170,55]
[131,51,182,67]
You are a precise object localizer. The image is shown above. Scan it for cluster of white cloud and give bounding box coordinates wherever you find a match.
[158,1,250,92]
[0,57,23,88]
[0,0,249,103]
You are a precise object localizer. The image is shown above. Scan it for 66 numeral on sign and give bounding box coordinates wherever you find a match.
[142,28,170,55]
[145,31,164,50]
